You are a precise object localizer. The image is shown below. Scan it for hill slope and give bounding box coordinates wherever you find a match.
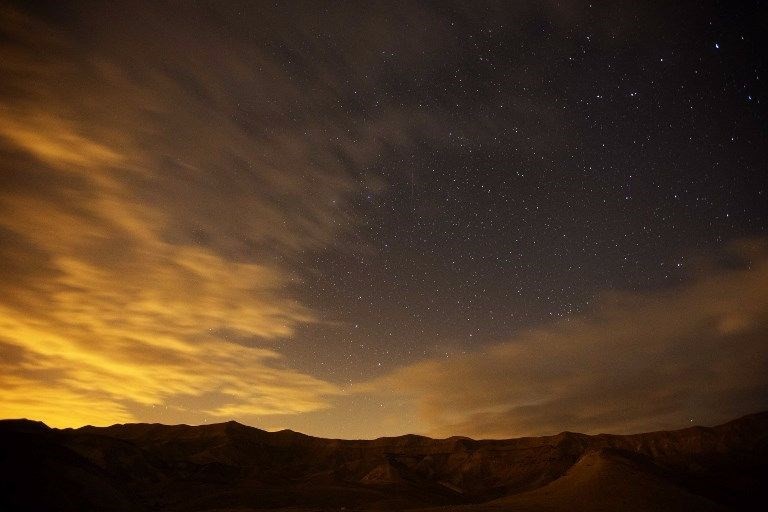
[1,412,766,511]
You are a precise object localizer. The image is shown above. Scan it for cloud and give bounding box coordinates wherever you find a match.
[0,4,408,427]
[362,240,768,438]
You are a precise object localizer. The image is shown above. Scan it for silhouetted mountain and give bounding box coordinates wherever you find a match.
[1,413,766,511]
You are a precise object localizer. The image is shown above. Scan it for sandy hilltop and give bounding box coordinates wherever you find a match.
[1,411,766,511]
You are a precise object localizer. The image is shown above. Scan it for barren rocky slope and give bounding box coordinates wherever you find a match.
[1,412,766,511]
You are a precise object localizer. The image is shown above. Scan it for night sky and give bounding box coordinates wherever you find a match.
[1,1,767,439]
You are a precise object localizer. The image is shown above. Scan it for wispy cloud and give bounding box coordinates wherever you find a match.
[0,4,398,427]
[362,240,768,438]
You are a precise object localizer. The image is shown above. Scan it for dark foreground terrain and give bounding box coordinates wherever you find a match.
[1,412,766,511]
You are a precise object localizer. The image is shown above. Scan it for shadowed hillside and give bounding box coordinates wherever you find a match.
[1,412,766,511]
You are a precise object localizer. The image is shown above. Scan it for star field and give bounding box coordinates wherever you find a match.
[281,1,767,384]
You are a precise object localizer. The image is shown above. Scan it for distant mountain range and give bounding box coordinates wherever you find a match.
[1,412,766,511]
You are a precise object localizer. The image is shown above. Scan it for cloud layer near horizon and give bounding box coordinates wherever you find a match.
[362,240,768,438]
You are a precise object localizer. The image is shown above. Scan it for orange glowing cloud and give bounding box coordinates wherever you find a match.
[0,6,374,427]
[0,111,340,426]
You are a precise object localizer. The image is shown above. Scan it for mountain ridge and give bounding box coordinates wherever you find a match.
[1,412,766,511]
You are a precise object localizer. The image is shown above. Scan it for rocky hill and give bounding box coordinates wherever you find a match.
[1,412,766,511]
